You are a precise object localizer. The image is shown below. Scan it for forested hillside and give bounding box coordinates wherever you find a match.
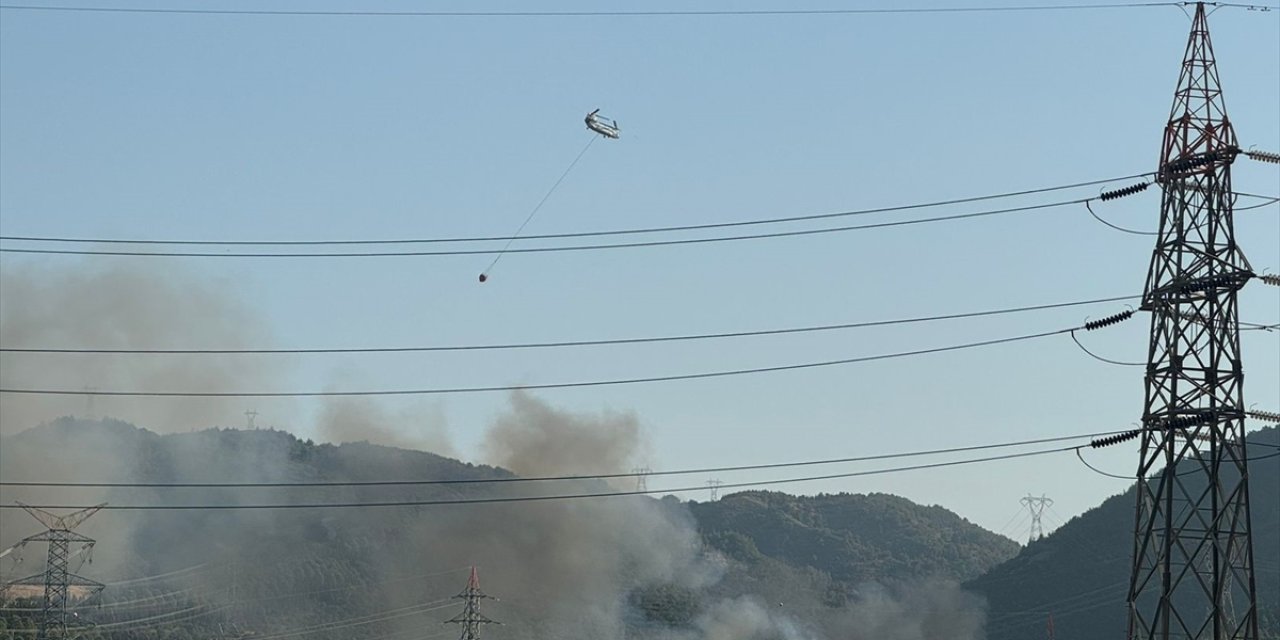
[692,491,1019,584]
[0,418,1015,640]
[969,426,1280,640]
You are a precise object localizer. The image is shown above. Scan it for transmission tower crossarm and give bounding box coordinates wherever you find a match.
[16,502,106,531]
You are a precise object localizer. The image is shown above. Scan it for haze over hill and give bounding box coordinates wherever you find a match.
[0,411,1017,639]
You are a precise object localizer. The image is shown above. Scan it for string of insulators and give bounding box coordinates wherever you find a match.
[1260,274,1280,287]
[1158,411,1218,431]
[1162,149,1236,174]
[1099,182,1150,201]
[1247,410,1280,424]
[1245,149,1280,164]
[1173,271,1253,294]
[1083,309,1135,331]
[1090,429,1141,449]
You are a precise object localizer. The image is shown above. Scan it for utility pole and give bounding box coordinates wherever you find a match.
[1129,4,1259,639]
[2,503,105,639]
[445,566,497,640]
[631,467,652,492]
[1020,494,1053,543]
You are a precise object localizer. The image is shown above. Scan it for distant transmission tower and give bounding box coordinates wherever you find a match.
[1129,4,1259,639]
[2,503,105,640]
[81,386,98,420]
[631,467,652,492]
[706,479,723,501]
[1019,494,1053,543]
[244,409,258,429]
[445,566,498,640]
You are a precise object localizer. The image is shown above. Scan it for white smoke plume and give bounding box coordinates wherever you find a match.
[831,580,988,640]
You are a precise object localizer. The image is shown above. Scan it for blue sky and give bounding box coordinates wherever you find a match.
[1,1,1277,536]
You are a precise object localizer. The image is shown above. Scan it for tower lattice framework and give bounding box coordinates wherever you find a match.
[1020,494,1054,544]
[1128,4,1258,640]
[2,504,105,640]
[446,566,497,640]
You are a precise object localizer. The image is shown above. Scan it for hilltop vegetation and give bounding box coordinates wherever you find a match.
[0,418,1014,640]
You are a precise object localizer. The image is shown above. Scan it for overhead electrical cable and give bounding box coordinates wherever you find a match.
[0,430,1125,489]
[0,173,1153,247]
[0,294,1138,355]
[105,562,210,586]
[1084,201,1158,235]
[1235,196,1280,212]
[0,324,1098,398]
[0,442,1096,511]
[0,197,1099,258]
[249,600,457,639]
[1075,445,1280,480]
[20,187,1271,260]
[1070,330,1146,366]
[0,3,1214,18]
[87,603,230,631]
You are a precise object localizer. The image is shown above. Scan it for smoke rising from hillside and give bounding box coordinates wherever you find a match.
[0,262,290,434]
[482,390,649,478]
[390,392,708,636]
[0,258,990,637]
[680,597,820,640]
[833,581,987,640]
[316,397,455,456]
[0,402,990,639]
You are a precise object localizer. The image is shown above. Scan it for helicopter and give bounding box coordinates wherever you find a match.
[585,109,620,139]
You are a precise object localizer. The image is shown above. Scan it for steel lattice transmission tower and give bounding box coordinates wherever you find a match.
[1128,3,1258,639]
[1020,494,1053,543]
[631,467,652,492]
[2,503,105,640]
[446,566,498,640]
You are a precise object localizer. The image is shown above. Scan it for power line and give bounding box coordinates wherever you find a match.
[87,603,230,631]
[250,600,457,639]
[0,173,1152,247]
[0,325,1081,397]
[0,3,1205,18]
[0,430,1124,489]
[1075,446,1280,480]
[0,442,1091,511]
[1070,330,1146,366]
[3,185,1267,255]
[0,294,1137,355]
[0,197,1095,257]
[1235,196,1280,212]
